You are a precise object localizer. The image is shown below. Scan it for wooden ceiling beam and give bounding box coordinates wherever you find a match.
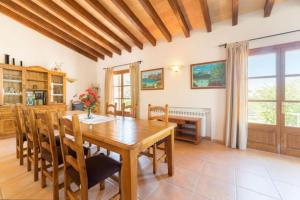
[85,0,143,49]
[62,0,131,52]
[0,0,104,59]
[0,5,97,61]
[167,0,190,37]
[232,0,239,26]
[16,0,112,57]
[112,0,156,46]
[264,0,274,17]
[39,0,121,55]
[139,0,171,42]
[199,0,212,32]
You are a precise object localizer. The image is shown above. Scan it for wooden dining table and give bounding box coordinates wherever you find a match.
[66,111,177,200]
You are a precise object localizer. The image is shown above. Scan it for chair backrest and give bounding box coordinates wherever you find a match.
[121,103,136,118]
[15,105,25,136]
[34,110,59,166]
[58,114,88,200]
[105,102,117,116]
[22,107,39,148]
[148,104,169,123]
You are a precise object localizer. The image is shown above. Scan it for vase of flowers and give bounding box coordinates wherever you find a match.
[79,88,99,119]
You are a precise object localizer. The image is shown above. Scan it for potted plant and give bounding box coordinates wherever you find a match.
[79,88,99,119]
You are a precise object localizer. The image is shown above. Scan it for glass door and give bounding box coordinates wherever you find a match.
[248,42,300,156]
[281,46,300,156]
[247,51,280,153]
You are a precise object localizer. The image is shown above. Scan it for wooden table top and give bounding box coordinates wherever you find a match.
[65,111,177,150]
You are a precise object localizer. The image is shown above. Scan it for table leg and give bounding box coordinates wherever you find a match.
[166,129,174,176]
[121,149,138,200]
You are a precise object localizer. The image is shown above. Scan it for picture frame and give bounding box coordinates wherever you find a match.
[141,68,164,90]
[190,60,226,89]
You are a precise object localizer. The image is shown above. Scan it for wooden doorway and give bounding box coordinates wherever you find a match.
[247,42,300,157]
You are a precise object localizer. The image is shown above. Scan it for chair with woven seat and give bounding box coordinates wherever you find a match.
[142,104,169,174]
[22,107,40,181]
[58,114,121,200]
[15,105,27,165]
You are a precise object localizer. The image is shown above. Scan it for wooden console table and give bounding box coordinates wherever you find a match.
[168,115,201,144]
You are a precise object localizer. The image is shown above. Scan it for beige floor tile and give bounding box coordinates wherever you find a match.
[274,181,300,200]
[237,187,279,200]
[190,192,211,200]
[145,182,193,200]
[195,174,236,200]
[236,171,280,199]
[162,166,200,192]
[201,162,236,184]
[2,138,300,200]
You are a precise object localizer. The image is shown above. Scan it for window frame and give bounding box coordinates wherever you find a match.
[248,48,279,125]
[113,69,131,114]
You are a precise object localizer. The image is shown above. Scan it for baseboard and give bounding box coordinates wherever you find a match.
[202,136,225,145]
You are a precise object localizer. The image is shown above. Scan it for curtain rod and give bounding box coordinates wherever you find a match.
[103,60,142,70]
[219,29,300,48]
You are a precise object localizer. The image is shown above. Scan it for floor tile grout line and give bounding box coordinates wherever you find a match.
[234,167,238,200]
[265,166,284,200]
[237,185,281,200]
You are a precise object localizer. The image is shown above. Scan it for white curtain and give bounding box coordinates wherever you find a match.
[129,62,140,118]
[225,41,249,150]
[104,68,114,108]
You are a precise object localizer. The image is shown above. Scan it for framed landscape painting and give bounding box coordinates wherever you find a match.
[190,60,226,89]
[141,68,164,90]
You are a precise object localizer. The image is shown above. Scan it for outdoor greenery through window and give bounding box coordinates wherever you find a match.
[248,53,277,125]
[248,47,300,127]
[113,70,131,112]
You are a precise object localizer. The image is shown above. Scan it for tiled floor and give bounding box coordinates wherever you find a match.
[1,138,300,200]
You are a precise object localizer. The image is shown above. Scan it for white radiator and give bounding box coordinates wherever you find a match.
[168,107,211,138]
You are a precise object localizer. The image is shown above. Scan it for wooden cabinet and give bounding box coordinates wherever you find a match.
[0,64,67,138]
[169,115,201,144]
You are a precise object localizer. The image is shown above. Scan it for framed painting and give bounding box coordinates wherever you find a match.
[190,60,226,89]
[141,68,164,90]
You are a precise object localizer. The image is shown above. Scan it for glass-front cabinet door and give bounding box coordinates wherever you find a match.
[50,74,65,104]
[0,67,25,105]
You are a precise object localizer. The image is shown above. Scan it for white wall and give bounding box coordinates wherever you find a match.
[0,14,98,108]
[97,0,300,141]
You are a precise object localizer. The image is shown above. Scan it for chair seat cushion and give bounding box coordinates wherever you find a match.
[22,133,27,141]
[67,154,121,189]
[41,145,90,165]
[41,146,64,165]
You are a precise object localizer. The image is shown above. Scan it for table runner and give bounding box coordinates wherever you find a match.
[65,114,115,124]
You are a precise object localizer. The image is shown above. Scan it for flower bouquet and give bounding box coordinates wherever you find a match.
[79,88,99,119]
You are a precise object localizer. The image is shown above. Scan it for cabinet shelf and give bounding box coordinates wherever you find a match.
[27,79,48,82]
[3,79,22,83]
[52,94,63,96]
[4,93,22,96]
[52,83,63,86]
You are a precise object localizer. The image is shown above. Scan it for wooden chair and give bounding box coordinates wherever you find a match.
[22,107,40,181]
[34,110,64,200]
[105,102,117,116]
[121,103,136,118]
[144,104,169,174]
[15,106,27,165]
[58,114,121,200]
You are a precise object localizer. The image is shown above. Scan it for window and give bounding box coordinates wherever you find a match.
[113,70,131,113]
[247,53,277,125]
